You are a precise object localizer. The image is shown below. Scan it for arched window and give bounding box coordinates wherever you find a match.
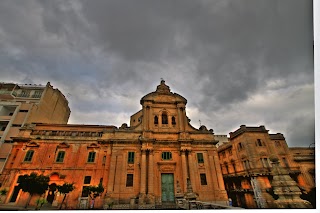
[172,116,176,125]
[154,116,158,124]
[162,112,168,124]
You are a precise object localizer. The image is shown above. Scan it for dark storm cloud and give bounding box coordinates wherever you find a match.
[0,0,314,147]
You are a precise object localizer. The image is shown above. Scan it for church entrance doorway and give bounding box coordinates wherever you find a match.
[161,173,174,202]
[47,183,57,204]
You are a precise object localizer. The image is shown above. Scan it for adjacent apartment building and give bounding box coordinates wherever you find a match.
[217,125,315,208]
[0,82,70,175]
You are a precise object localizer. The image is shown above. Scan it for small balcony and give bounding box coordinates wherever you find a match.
[0,116,12,121]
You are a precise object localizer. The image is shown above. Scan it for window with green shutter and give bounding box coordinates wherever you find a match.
[197,153,204,163]
[56,151,65,162]
[161,152,172,160]
[24,150,34,162]
[128,152,135,163]
[87,151,96,162]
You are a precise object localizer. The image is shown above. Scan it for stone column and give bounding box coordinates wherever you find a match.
[181,150,188,192]
[139,150,147,204]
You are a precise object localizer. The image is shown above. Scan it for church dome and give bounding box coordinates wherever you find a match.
[140,80,187,105]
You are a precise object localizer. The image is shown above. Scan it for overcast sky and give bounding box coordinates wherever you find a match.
[0,0,314,147]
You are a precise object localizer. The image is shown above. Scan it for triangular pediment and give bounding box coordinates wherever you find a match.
[26,141,39,147]
[87,143,100,148]
[57,142,70,148]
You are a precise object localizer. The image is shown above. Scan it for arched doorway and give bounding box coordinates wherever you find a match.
[47,183,57,204]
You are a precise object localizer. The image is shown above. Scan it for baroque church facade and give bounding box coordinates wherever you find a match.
[0,80,228,209]
[0,80,314,209]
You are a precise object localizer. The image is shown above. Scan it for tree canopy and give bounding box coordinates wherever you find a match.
[57,182,75,209]
[18,172,49,208]
[84,183,104,198]
[19,172,49,195]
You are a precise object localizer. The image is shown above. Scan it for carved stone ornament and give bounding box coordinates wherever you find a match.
[159,165,175,172]
[158,162,176,172]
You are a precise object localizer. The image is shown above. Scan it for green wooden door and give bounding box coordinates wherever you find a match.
[161,173,174,202]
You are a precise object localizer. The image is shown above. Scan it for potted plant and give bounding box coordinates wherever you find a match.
[35,197,47,210]
[0,188,8,203]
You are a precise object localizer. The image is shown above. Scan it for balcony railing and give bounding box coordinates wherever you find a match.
[0,116,12,121]
[223,166,300,178]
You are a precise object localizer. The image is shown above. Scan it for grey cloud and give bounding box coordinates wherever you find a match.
[0,0,314,147]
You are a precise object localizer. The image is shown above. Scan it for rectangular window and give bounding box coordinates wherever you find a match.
[238,143,243,151]
[282,157,289,167]
[87,152,96,162]
[19,110,28,112]
[243,160,250,170]
[56,151,65,162]
[84,176,91,184]
[260,158,270,168]
[256,139,264,146]
[232,162,236,172]
[200,174,207,185]
[81,186,90,197]
[128,152,135,163]
[126,174,134,187]
[224,163,229,173]
[161,152,172,160]
[24,150,34,162]
[197,153,204,163]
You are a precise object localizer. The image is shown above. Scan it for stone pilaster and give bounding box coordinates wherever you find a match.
[147,150,155,204]
[208,152,219,191]
[213,150,225,190]
[139,150,147,204]
[180,150,188,192]
[187,151,196,190]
